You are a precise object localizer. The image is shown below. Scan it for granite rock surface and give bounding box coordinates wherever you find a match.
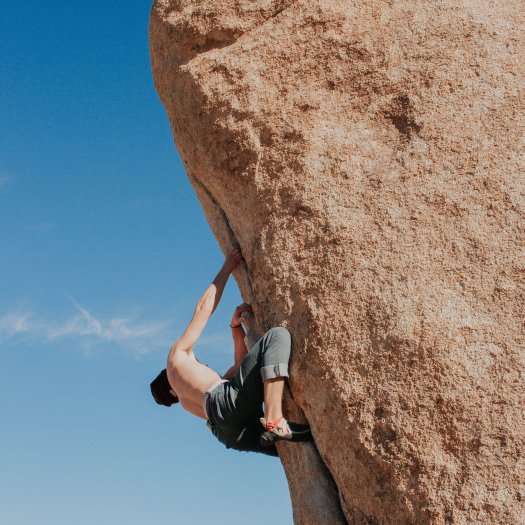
[150,1,525,523]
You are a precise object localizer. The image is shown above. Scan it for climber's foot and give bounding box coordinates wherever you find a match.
[259,417,312,446]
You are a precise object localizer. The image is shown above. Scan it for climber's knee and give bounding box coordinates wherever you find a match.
[264,327,291,360]
[260,327,291,382]
[266,326,291,346]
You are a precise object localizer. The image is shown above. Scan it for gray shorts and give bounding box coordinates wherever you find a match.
[204,327,291,454]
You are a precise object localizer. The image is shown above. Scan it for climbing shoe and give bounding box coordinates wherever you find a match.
[259,417,312,446]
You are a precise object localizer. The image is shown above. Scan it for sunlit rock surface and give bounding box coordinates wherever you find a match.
[150,1,524,523]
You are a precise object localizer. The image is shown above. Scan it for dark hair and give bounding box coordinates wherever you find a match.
[150,368,179,407]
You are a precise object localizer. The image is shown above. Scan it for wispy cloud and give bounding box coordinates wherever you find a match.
[0,297,238,360]
[0,300,172,354]
[0,312,34,336]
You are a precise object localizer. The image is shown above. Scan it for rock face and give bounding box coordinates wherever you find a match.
[149,1,524,523]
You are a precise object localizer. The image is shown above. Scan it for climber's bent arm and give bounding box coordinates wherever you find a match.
[222,328,246,379]
[232,325,248,365]
[221,304,250,378]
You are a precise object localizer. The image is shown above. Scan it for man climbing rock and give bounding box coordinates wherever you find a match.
[149,248,312,456]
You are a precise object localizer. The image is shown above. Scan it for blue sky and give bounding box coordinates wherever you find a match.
[1,2,292,524]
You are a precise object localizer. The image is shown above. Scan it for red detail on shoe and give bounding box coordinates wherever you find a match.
[265,417,283,430]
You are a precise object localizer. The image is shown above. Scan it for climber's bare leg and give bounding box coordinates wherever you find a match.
[264,377,285,422]
[260,375,312,445]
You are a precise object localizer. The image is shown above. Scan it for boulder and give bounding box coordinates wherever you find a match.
[149,1,524,523]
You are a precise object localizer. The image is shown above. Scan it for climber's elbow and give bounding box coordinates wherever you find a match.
[196,288,216,315]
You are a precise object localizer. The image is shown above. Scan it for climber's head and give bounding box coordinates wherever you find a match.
[150,368,179,407]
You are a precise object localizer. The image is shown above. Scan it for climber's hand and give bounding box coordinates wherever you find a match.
[231,303,253,328]
[222,247,243,274]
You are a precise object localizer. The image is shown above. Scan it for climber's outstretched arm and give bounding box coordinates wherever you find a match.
[170,248,242,355]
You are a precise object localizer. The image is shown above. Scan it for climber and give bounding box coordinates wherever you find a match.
[149,247,312,456]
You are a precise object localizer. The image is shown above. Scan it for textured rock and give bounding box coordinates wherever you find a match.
[149,1,525,523]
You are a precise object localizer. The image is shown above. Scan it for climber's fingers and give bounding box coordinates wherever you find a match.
[223,247,243,272]
[235,303,253,313]
[231,304,252,325]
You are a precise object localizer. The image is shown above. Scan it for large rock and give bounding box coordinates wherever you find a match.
[149,1,524,523]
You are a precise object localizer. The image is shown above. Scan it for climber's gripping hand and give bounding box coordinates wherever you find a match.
[231,303,253,328]
[222,247,243,274]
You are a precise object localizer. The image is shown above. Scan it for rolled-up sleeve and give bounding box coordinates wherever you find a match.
[261,363,289,381]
